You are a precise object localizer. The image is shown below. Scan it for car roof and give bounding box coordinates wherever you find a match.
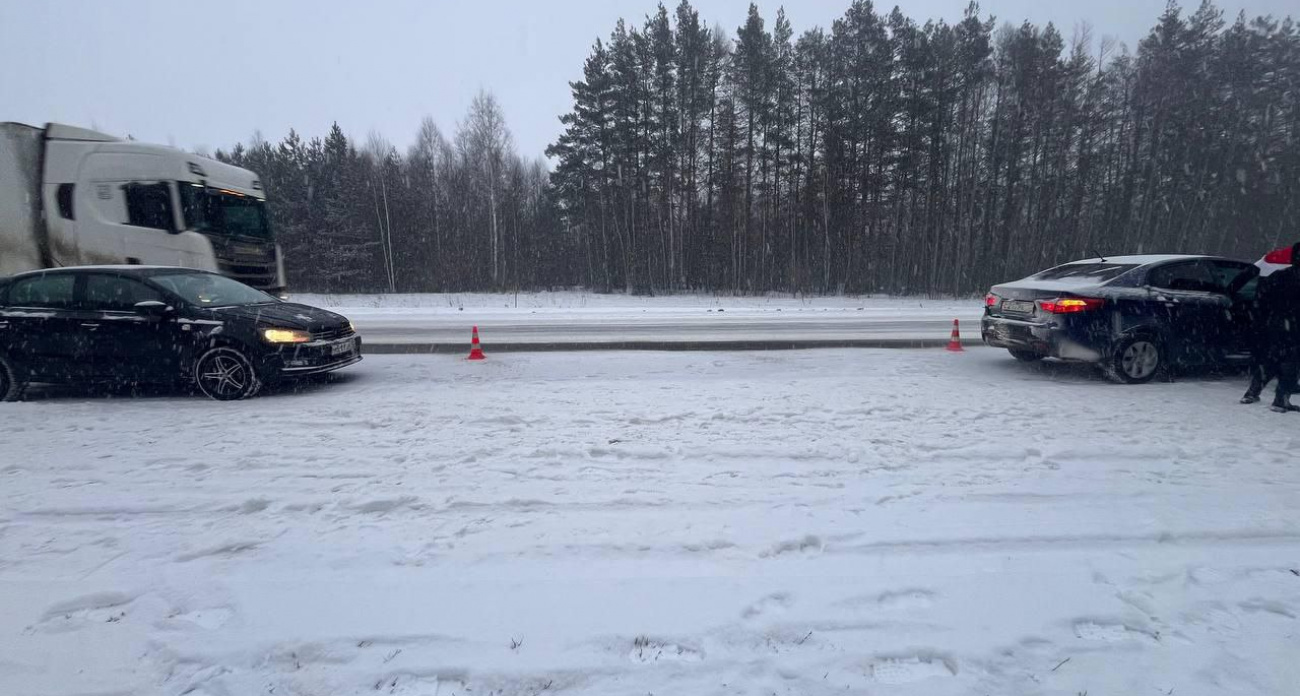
[5,265,214,279]
[1061,254,1244,267]
[996,253,1253,292]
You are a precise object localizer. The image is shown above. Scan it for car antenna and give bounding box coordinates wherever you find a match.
[1092,248,1107,262]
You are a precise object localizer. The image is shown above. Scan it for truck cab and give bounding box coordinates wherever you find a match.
[4,123,286,295]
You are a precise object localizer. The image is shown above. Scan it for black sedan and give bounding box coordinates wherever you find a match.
[982,255,1258,383]
[0,266,361,401]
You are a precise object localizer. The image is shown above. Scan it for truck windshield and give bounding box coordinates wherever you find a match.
[179,184,273,241]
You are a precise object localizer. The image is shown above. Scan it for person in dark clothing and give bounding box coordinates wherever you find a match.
[1240,264,1279,404]
[1240,354,1277,404]
[1239,270,1275,404]
[1251,242,1300,412]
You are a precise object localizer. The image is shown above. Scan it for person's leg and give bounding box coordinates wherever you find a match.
[1242,360,1267,403]
[1270,361,1299,412]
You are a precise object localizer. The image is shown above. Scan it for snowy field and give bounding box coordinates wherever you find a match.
[293,292,985,345]
[2,348,1299,695]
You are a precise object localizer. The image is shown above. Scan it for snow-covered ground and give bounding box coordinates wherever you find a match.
[295,292,985,345]
[293,291,977,313]
[2,348,1299,696]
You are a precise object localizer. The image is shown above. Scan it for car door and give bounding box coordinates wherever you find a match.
[1205,259,1260,360]
[1144,260,1232,365]
[80,273,185,382]
[0,272,92,381]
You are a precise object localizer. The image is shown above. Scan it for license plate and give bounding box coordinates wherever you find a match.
[330,338,355,356]
[1003,300,1035,314]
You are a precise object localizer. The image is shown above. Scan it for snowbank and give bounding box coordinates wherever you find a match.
[295,291,978,318]
[298,292,987,345]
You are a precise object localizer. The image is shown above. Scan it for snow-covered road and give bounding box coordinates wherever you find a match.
[297,292,985,347]
[2,349,1299,695]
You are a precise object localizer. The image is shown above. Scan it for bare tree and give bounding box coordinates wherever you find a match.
[458,90,515,283]
[365,131,398,292]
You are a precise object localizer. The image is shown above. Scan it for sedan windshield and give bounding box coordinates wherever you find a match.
[180,184,273,240]
[151,271,276,307]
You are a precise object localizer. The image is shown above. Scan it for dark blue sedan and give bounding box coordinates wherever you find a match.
[981,255,1259,383]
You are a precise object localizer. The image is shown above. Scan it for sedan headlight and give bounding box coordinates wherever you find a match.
[262,328,311,344]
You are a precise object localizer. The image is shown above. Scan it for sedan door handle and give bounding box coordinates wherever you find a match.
[80,322,101,330]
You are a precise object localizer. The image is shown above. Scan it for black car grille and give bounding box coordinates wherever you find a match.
[311,325,356,342]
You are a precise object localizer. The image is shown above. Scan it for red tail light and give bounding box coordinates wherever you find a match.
[1039,297,1105,314]
[1264,247,1294,265]
[985,293,999,307]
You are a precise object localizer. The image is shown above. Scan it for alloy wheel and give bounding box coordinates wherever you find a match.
[195,348,260,400]
[1121,340,1160,380]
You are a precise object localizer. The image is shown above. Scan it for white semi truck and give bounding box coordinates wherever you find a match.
[1,122,286,294]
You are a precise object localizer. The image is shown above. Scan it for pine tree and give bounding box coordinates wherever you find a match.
[222,0,1300,298]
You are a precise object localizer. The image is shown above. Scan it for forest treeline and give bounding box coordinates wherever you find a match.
[218,93,560,293]
[221,0,1300,295]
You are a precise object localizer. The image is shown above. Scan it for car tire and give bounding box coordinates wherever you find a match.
[1008,349,1044,363]
[1105,335,1163,385]
[0,354,26,402]
[194,346,262,401]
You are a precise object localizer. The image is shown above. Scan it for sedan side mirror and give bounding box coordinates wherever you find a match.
[134,300,175,318]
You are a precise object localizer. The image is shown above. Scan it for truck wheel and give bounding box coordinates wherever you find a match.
[0,354,26,402]
[1105,335,1163,385]
[1008,349,1044,363]
[194,347,262,401]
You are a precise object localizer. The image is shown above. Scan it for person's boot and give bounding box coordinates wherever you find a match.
[1242,368,1266,404]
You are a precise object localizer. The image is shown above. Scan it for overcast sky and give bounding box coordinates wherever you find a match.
[2,0,1293,160]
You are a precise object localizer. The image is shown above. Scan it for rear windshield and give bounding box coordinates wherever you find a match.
[1033,263,1138,282]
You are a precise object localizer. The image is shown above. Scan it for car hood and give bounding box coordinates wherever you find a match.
[209,302,350,333]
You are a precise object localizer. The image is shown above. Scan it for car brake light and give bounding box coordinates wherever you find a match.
[985,293,999,307]
[1039,297,1105,314]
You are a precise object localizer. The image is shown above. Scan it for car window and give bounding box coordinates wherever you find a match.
[1205,260,1258,295]
[82,274,164,312]
[6,274,76,309]
[1235,276,1260,301]
[1146,262,1219,293]
[1033,263,1138,282]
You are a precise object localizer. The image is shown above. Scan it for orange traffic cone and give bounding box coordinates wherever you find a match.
[946,319,964,352]
[467,326,486,361]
